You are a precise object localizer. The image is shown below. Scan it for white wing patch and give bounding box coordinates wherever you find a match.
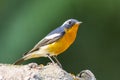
[45,33,61,39]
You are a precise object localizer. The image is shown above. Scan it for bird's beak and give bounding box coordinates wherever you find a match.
[76,21,82,25]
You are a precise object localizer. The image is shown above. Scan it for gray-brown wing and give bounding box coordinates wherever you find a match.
[24,26,65,56]
[24,33,65,56]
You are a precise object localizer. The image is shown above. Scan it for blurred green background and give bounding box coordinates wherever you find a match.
[0,0,120,80]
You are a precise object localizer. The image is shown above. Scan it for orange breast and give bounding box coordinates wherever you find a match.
[48,24,79,56]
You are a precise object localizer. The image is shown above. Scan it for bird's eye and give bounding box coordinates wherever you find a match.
[68,21,72,25]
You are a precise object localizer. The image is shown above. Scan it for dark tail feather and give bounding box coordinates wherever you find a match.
[13,58,25,65]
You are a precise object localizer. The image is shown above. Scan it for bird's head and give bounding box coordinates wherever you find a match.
[61,19,82,30]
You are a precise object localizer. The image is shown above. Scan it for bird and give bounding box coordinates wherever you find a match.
[13,19,82,67]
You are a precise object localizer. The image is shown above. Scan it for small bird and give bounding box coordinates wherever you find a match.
[14,19,82,67]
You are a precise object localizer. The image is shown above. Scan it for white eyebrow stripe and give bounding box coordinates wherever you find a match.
[45,33,61,39]
[61,20,71,27]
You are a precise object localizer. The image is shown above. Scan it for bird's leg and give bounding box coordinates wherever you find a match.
[47,54,55,64]
[52,56,62,68]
